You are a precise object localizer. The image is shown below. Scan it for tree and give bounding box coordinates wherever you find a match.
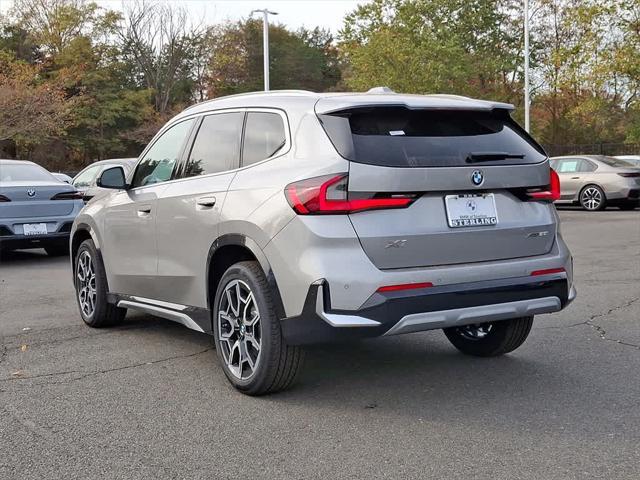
[206,20,342,97]
[339,0,523,101]
[340,0,640,147]
[118,0,200,113]
[0,52,72,145]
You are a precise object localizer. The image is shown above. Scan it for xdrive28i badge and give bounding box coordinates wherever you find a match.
[471,170,484,186]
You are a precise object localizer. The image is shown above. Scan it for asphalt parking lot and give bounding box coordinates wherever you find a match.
[0,209,638,479]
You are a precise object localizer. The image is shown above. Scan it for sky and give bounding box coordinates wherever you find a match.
[0,0,370,34]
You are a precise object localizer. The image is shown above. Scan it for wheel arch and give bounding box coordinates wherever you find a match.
[206,234,286,325]
[70,223,110,290]
[70,223,98,270]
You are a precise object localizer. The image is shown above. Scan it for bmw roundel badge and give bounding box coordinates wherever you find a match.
[471,170,484,186]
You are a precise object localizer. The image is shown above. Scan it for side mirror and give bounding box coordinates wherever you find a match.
[97,166,127,189]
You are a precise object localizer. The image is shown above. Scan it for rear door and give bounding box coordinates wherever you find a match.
[317,106,555,269]
[555,158,588,200]
[155,111,244,308]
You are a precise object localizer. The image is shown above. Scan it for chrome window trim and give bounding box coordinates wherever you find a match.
[128,107,292,190]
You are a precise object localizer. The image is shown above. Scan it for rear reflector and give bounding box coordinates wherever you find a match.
[377,282,434,293]
[530,267,566,276]
[526,168,560,201]
[285,173,416,214]
[51,191,83,200]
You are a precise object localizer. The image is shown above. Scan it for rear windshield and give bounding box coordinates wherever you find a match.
[598,156,636,168]
[0,163,57,182]
[318,107,546,167]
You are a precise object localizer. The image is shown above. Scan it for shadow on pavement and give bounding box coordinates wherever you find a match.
[0,248,69,265]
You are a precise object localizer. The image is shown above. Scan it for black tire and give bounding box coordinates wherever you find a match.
[443,316,534,357]
[45,243,69,256]
[212,261,303,395]
[579,184,606,211]
[74,239,126,328]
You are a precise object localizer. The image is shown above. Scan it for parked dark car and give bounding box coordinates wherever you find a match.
[0,159,83,255]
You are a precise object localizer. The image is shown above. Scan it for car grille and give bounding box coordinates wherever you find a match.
[0,226,13,237]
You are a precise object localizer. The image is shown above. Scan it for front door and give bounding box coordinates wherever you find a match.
[101,118,196,298]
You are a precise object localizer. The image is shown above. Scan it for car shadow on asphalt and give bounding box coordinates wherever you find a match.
[116,314,568,416]
[266,335,587,428]
[0,248,69,265]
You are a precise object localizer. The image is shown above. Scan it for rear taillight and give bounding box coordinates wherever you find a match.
[284,173,416,214]
[51,191,83,200]
[618,172,640,178]
[526,168,560,202]
[0,194,10,202]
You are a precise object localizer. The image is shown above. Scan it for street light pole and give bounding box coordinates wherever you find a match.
[524,0,530,132]
[250,9,279,91]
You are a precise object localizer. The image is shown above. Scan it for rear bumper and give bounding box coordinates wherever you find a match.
[280,273,574,345]
[609,188,639,204]
[0,215,76,250]
[0,231,70,249]
[605,187,640,202]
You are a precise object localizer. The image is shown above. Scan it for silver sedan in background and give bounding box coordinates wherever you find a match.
[615,155,640,167]
[550,155,640,211]
[0,159,84,255]
[52,172,73,183]
[72,158,137,202]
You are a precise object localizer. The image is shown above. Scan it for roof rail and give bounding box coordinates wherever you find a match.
[183,89,317,111]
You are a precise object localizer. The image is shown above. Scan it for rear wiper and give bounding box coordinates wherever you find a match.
[466,152,525,163]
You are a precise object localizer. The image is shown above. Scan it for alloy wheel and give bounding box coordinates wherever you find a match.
[457,323,493,340]
[217,279,262,380]
[581,187,602,210]
[76,250,97,317]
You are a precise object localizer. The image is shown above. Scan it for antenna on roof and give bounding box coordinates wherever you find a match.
[367,86,395,94]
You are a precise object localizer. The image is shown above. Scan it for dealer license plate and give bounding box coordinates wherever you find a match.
[445,194,498,228]
[22,223,48,236]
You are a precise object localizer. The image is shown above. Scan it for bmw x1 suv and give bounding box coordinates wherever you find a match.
[70,89,575,395]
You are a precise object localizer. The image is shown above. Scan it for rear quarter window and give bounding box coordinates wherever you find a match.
[318,107,546,167]
[242,112,287,166]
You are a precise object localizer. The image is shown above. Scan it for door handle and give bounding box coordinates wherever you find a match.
[137,205,152,216]
[196,196,216,208]
[571,176,580,179]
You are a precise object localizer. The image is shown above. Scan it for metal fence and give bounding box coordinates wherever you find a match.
[543,143,640,157]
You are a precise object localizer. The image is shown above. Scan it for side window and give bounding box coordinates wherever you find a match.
[556,159,579,173]
[184,112,244,177]
[579,159,596,172]
[132,119,194,187]
[73,165,102,188]
[242,112,287,166]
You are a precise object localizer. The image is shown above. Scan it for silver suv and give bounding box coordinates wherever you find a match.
[70,89,576,395]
